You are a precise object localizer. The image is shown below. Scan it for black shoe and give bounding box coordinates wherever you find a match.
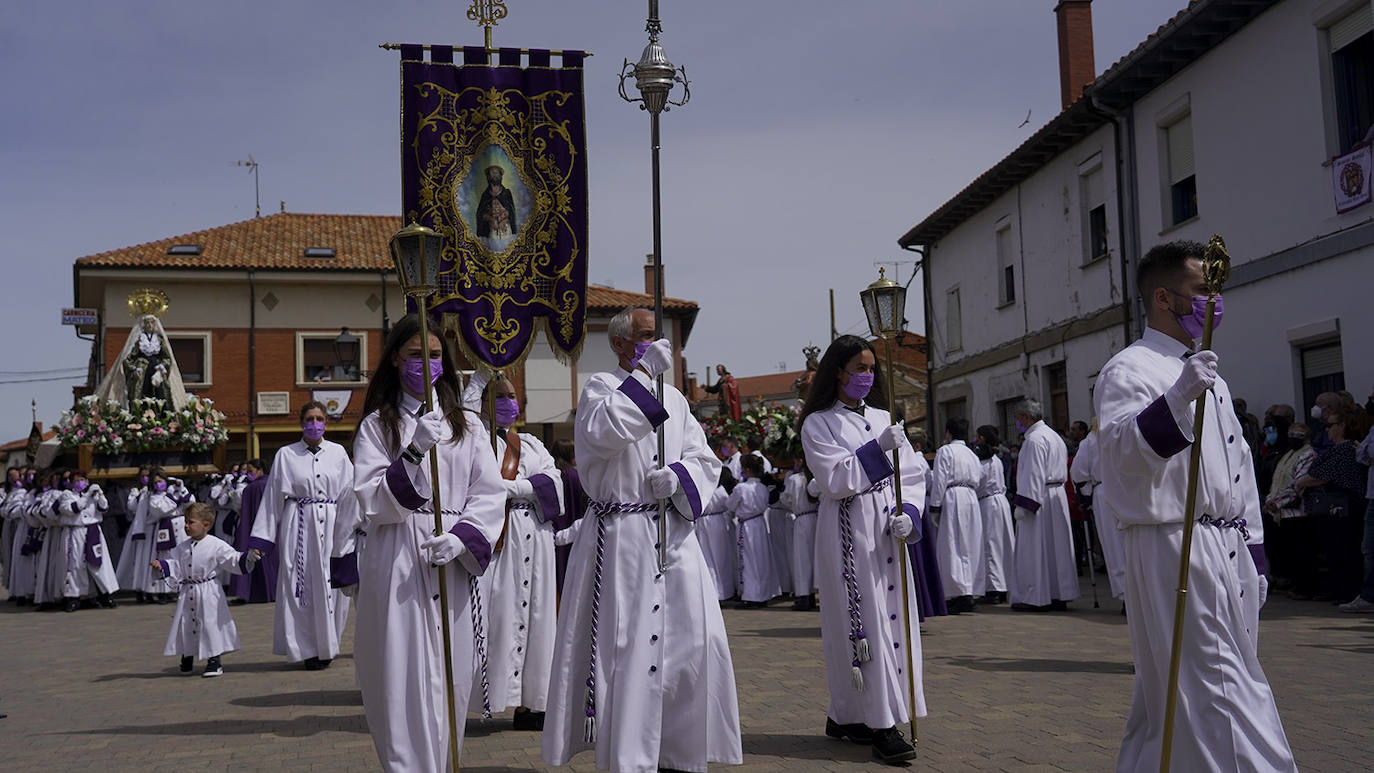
[16,596,29,607]
[792,594,816,611]
[180,656,194,674]
[825,717,875,744]
[63,598,79,613]
[203,656,223,678]
[303,657,324,671]
[1011,602,1050,613]
[1049,600,1069,612]
[152,594,169,605]
[512,708,545,731]
[949,595,977,614]
[871,726,916,764]
[35,602,55,612]
[318,658,332,669]
[97,594,117,609]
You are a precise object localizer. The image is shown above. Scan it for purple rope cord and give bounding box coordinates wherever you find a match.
[419,506,492,720]
[583,499,657,744]
[1198,513,1250,542]
[291,497,336,607]
[838,476,892,692]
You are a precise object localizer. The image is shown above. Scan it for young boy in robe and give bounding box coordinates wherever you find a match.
[152,503,247,678]
[729,453,778,608]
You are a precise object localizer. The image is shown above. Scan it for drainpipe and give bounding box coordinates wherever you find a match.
[1086,92,1137,346]
[900,242,935,441]
[379,269,391,339]
[248,270,257,457]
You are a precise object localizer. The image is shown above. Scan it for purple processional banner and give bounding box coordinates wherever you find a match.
[399,45,588,368]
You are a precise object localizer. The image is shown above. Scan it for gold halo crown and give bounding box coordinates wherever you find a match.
[128,289,170,318]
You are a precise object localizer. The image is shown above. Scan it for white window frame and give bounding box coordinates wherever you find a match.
[295,330,369,388]
[165,331,212,387]
[1157,95,1197,230]
[995,221,1016,308]
[1078,153,1109,265]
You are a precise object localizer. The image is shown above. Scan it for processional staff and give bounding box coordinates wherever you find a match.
[1158,234,1231,773]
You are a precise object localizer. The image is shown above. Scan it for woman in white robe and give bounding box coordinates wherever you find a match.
[799,335,926,764]
[5,476,37,602]
[27,477,63,606]
[695,472,737,601]
[929,420,985,611]
[728,457,778,606]
[781,466,819,609]
[972,426,1014,604]
[350,314,506,772]
[461,370,564,726]
[146,473,192,601]
[115,468,152,598]
[1,469,25,590]
[50,474,118,609]
[248,402,356,669]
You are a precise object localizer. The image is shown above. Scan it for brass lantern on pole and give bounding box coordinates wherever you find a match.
[387,221,463,773]
[858,266,919,748]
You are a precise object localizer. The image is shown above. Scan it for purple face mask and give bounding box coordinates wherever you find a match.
[402,357,444,395]
[154,480,168,493]
[842,371,874,401]
[73,480,89,493]
[1170,290,1223,340]
[303,419,325,443]
[494,396,520,427]
[138,475,149,486]
[628,339,653,369]
[244,470,257,482]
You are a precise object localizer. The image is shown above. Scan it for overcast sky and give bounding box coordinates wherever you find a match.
[0,0,1189,438]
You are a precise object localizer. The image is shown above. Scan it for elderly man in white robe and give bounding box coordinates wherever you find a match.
[248,401,357,670]
[1095,240,1294,773]
[543,307,742,773]
[461,370,565,730]
[930,417,985,614]
[1070,424,1127,605]
[1009,399,1079,612]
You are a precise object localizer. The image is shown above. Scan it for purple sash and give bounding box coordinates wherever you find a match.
[155,518,176,552]
[84,524,104,567]
[20,527,44,556]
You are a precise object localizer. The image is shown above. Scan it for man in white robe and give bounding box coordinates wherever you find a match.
[1095,240,1294,772]
[543,307,742,773]
[1010,400,1079,611]
[1070,426,1127,602]
[930,418,985,613]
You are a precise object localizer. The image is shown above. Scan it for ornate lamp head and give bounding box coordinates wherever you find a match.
[859,267,907,338]
[618,0,690,115]
[1202,234,1230,295]
[802,344,821,364]
[389,222,445,297]
[127,289,170,318]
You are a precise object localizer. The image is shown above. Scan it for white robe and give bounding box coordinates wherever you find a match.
[0,486,22,589]
[48,487,118,598]
[544,366,742,773]
[1011,421,1079,606]
[115,486,150,590]
[352,393,507,772]
[156,535,243,659]
[781,472,818,596]
[976,456,1015,594]
[801,400,927,730]
[1070,431,1127,600]
[1096,327,1293,773]
[472,426,563,715]
[728,479,778,603]
[696,486,737,601]
[931,440,985,597]
[766,502,794,597]
[29,489,63,603]
[6,489,37,598]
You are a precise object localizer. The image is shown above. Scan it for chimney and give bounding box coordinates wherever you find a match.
[1055,0,1096,110]
[643,254,663,296]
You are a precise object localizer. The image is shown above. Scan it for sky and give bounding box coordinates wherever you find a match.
[0,0,1190,438]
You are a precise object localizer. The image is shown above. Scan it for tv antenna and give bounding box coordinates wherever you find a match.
[236,156,260,217]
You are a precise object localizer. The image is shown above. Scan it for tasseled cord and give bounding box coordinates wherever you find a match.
[851,660,865,691]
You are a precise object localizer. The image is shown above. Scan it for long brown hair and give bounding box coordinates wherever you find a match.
[360,313,469,454]
[798,335,886,429]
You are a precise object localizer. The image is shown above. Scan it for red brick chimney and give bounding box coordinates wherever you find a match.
[643,254,663,296]
[1055,0,1096,110]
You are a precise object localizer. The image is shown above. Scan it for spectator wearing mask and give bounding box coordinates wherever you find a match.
[1294,411,1370,602]
[1263,423,1315,592]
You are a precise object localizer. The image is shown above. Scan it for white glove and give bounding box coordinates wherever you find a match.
[244,550,262,572]
[341,583,359,599]
[877,424,906,453]
[646,467,680,500]
[1257,574,1268,608]
[420,532,468,566]
[806,478,821,498]
[890,513,914,540]
[554,528,576,547]
[504,478,535,501]
[411,409,447,454]
[637,338,674,379]
[1165,350,1219,412]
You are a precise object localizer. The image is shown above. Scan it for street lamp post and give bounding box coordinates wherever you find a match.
[859,267,918,748]
[619,0,689,573]
[333,326,359,381]
[388,222,463,772]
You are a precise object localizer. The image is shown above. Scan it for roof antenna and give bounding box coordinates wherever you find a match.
[280,200,286,213]
[235,156,260,217]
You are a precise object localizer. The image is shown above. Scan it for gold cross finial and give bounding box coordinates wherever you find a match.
[1202,234,1231,295]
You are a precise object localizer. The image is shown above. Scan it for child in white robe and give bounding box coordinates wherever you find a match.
[152,503,246,677]
[972,426,1014,605]
[50,472,118,610]
[781,463,819,610]
[696,468,738,601]
[730,454,779,607]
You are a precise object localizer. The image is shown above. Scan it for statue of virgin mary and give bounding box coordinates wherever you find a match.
[93,289,189,411]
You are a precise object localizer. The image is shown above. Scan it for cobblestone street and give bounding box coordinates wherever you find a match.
[2,577,1369,772]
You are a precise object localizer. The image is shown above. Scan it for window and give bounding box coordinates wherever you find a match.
[296,331,368,385]
[166,333,211,386]
[1080,162,1109,262]
[1331,7,1374,152]
[1166,114,1197,225]
[997,396,1023,444]
[939,398,967,434]
[946,287,962,352]
[996,225,1015,306]
[1300,341,1345,431]
[1046,361,1069,433]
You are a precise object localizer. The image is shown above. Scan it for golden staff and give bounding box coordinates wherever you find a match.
[1158,234,1230,773]
[389,223,463,772]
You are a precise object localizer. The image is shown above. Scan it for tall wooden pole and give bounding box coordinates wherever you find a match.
[885,333,918,746]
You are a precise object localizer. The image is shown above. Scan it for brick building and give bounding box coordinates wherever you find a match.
[72,212,699,461]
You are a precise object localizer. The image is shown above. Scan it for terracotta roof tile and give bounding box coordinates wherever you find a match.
[586,285,697,312]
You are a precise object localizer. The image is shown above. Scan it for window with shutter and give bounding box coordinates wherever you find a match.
[1166,114,1198,225]
[1330,7,1374,152]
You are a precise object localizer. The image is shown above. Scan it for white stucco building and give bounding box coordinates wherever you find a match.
[900,0,1374,440]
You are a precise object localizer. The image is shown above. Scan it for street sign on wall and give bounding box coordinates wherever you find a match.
[61,308,98,326]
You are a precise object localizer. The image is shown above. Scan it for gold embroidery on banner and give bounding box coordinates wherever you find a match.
[409,80,581,358]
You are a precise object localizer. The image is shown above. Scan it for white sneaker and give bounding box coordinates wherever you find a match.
[1339,596,1374,613]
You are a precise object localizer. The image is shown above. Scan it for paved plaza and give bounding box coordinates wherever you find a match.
[2,576,1370,772]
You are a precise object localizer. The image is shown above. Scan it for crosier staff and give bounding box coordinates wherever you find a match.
[1158,234,1230,773]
